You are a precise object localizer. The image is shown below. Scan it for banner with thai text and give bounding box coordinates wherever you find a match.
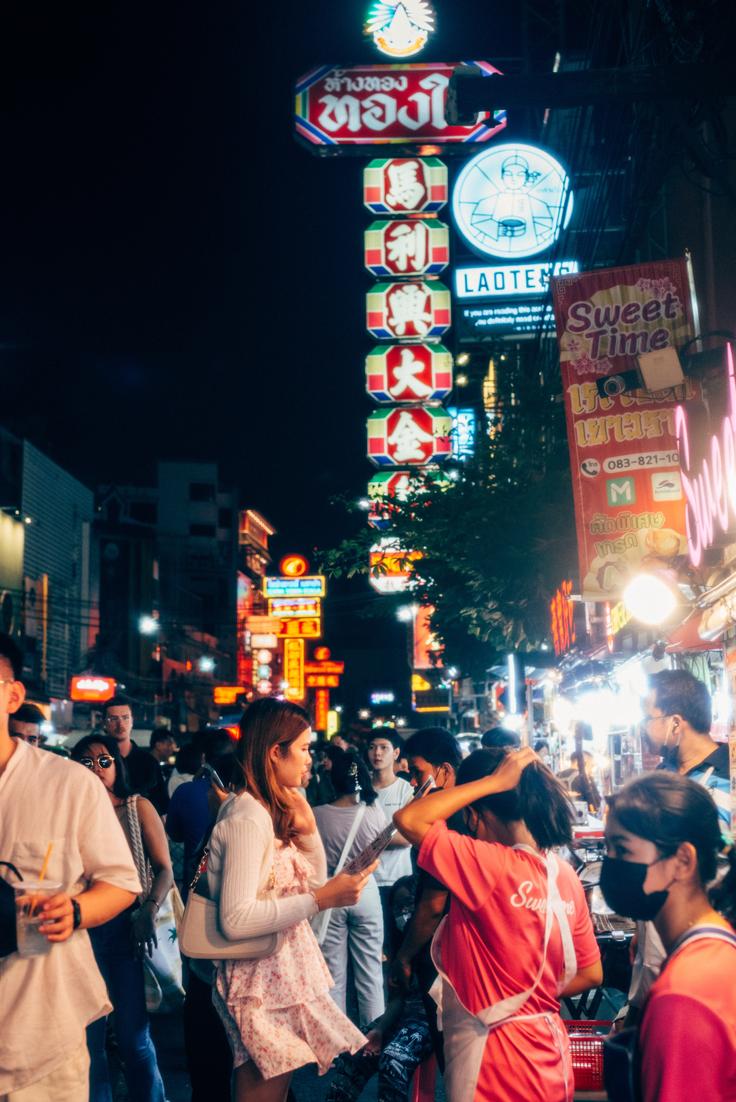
[552,259,696,601]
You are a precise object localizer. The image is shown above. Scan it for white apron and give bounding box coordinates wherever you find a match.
[429,848,578,1102]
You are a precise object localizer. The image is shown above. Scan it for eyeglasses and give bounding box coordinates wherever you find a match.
[79,756,114,770]
[24,736,40,746]
[644,713,673,726]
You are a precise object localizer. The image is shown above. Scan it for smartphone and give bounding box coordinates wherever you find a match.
[197,763,227,791]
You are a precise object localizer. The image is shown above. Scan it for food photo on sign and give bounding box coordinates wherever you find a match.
[551,257,698,603]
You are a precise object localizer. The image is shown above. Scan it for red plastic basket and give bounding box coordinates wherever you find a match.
[564,1020,611,1091]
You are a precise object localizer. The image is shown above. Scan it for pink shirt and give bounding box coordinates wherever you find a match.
[640,938,736,1102]
[418,821,600,1016]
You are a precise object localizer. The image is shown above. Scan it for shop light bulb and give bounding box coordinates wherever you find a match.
[623,573,678,626]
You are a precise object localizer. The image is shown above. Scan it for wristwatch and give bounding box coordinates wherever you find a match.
[71,898,82,930]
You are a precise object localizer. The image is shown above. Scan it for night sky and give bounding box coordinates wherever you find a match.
[2,1,518,700]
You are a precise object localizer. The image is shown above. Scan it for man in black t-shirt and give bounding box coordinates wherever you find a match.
[101,695,159,801]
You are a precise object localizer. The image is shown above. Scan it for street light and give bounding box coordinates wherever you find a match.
[396,603,419,623]
[138,615,159,636]
[198,656,216,674]
[622,573,679,626]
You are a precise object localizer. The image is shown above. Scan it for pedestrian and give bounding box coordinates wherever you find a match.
[71,733,170,1102]
[146,727,179,815]
[207,698,378,1101]
[391,727,464,1070]
[395,746,602,1102]
[366,728,413,949]
[481,727,521,749]
[0,633,140,1101]
[102,695,159,799]
[601,771,736,1101]
[8,702,45,746]
[168,739,204,798]
[314,749,387,1028]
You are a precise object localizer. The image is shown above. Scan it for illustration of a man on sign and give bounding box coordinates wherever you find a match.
[387,284,432,336]
[387,411,433,462]
[389,347,433,399]
[472,154,556,252]
[386,222,428,273]
[386,161,426,209]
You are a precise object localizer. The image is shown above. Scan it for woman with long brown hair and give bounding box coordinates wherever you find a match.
[207,699,376,1102]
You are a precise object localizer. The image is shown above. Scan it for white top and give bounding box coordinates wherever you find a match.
[374,777,414,887]
[313,801,387,873]
[207,791,325,939]
[0,739,141,1093]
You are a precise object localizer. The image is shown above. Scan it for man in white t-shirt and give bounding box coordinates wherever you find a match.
[0,633,141,1100]
[367,728,413,951]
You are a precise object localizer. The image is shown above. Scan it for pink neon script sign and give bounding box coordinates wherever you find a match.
[676,343,736,567]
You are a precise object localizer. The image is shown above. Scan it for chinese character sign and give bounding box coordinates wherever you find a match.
[367,405,452,465]
[366,342,453,402]
[551,259,697,601]
[366,280,451,339]
[364,157,448,214]
[283,638,306,702]
[295,63,507,151]
[549,580,576,656]
[364,219,449,277]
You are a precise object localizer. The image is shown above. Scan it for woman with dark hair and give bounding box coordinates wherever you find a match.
[601,772,736,1102]
[207,699,377,1102]
[71,733,170,1102]
[314,748,388,1027]
[395,746,602,1102]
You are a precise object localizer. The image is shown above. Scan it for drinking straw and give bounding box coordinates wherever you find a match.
[38,843,53,884]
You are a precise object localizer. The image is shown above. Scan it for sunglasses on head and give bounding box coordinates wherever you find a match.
[79,755,114,770]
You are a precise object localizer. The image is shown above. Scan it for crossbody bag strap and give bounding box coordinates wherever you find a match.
[312,804,367,944]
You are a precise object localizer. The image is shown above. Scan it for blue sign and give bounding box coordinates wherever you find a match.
[454,260,579,300]
[447,407,476,460]
[452,143,573,260]
[263,576,326,598]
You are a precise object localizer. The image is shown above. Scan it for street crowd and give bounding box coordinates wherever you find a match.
[1,631,736,1102]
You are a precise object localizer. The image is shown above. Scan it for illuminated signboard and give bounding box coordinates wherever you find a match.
[263,576,326,598]
[447,407,476,460]
[277,617,322,639]
[452,143,573,260]
[304,660,345,676]
[250,633,278,649]
[676,343,736,568]
[549,580,576,657]
[364,0,436,58]
[213,686,246,706]
[454,260,579,300]
[283,639,306,702]
[363,157,447,215]
[369,539,422,593]
[367,406,452,466]
[306,673,341,689]
[458,300,558,340]
[295,62,506,152]
[364,219,449,278]
[314,688,330,731]
[280,554,309,577]
[268,597,322,619]
[246,615,282,634]
[366,343,453,403]
[367,280,451,340]
[70,676,116,703]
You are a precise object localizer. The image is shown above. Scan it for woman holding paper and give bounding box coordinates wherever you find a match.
[314,749,387,1027]
[208,699,377,1102]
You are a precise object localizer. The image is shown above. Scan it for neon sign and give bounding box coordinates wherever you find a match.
[549,580,576,656]
[676,343,736,567]
[454,260,579,300]
[452,143,573,260]
[364,0,436,58]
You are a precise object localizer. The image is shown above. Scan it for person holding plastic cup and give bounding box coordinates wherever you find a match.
[0,633,141,1101]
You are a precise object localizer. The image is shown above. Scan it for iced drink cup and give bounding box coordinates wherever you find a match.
[14,881,62,958]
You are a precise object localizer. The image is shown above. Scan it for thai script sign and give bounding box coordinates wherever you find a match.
[366,280,451,339]
[295,62,507,151]
[367,405,452,466]
[551,259,696,601]
[364,218,450,277]
[262,576,326,598]
[366,342,453,402]
[363,157,447,214]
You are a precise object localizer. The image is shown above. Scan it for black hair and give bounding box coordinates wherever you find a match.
[0,633,23,681]
[150,726,175,748]
[174,742,204,776]
[649,669,711,734]
[12,703,44,726]
[404,727,462,771]
[608,772,736,921]
[71,733,130,799]
[203,729,237,763]
[388,874,417,910]
[481,727,521,750]
[367,726,403,751]
[101,694,133,717]
[533,739,550,753]
[457,748,573,850]
[209,751,245,792]
[330,748,378,805]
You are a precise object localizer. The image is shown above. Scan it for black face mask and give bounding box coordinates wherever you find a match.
[600,855,674,921]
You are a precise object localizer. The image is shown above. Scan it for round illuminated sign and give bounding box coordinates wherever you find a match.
[280,554,309,578]
[364,0,435,58]
[452,143,573,260]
